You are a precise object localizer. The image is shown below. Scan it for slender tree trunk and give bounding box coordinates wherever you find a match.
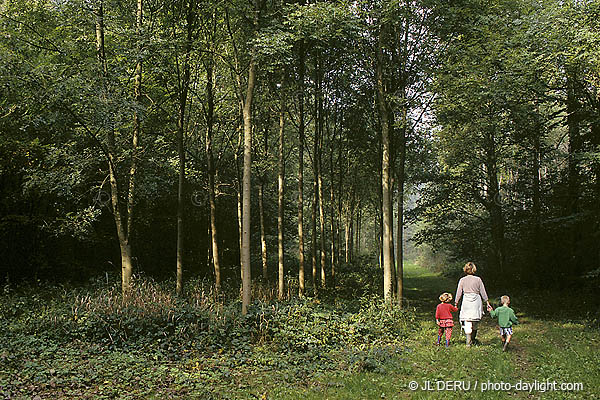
[329,121,336,287]
[530,125,541,286]
[396,96,407,308]
[128,0,142,244]
[377,211,383,269]
[240,53,257,314]
[237,183,243,271]
[315,55,326,288]
[176,98,186,296]
[205,55,221,292]
[311,163,318,295]
[235,113,243,278]
[353,206,358,256]
[377,130,383,270]
[337,143,344,268]
[566,69,582,277]
[277,97,285,299]
[125,0,143,296]
[396,178,404,307]
[377,27,393,302]
[348,193,354,262]
[95,2,107,75]
[176,0,193,295]
[567,69,581,216]
[344,218,350,263]
[207,219,212,274]
[317,160,326,286]
[259,181,268,280]
[318,160,326,288]
[297,39,306,297]
[96,0,133,297]
[592,117,600,271]
[389,182,395,291]
[310,56,319,294]
[485,131,505,275]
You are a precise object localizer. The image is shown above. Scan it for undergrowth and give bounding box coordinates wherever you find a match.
[0,260,416,398]
[4,261,597,399]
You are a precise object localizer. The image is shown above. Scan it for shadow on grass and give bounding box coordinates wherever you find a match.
[403,264,457,313]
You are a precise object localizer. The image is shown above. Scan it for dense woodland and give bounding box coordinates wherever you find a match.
[2,1,600,398]
[1,0,599,308]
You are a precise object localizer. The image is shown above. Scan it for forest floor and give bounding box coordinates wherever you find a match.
[1,263,599,399]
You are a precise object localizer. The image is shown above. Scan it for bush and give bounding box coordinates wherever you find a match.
[248,294,415,353]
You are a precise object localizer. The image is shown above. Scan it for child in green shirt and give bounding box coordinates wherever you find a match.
[489,295,519,351]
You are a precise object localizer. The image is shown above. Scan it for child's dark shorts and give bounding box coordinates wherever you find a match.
[499,327,513,336]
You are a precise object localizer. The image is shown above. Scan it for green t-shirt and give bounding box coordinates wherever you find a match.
[490,305,518,328]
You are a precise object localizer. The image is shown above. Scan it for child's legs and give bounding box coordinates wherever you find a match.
[445,327,453,341]
[499,327,513,342]
[438,327,444,337]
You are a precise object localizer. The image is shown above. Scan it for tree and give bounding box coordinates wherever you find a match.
[225,0,261,314]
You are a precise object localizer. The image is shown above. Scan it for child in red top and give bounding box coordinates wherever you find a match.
[436,292,458,347]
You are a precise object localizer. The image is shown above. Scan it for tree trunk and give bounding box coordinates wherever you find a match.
[592,118,600,271]
[259,182,268,281]
[311,62,319,295]
[396,174,405,307]
[344,219,350,263]
[311,165,318,295]
[176,100,185,296]
[329,120,336,287]
[127,0,142,247]
[297,38,306,297]
[314,54,326,288]
[485,130,505,275]
[241,54,257,315]
[205,54,221,292]
[176,0,193,296]
[348,194,354,262]
[277,97,285,300]
[354,202,362,255]
[96,0,133,297]
[377,26,393,303]
[337,143,344,268]
[530,126,541,286]
[566,69,581,216]
[566,69,582,277]
[235,112,243,279]
[396,93,407,308]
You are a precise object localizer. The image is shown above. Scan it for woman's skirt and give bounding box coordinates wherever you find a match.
[459,293,483,322]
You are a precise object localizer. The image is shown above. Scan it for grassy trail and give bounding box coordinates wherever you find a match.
[276,263,600,399]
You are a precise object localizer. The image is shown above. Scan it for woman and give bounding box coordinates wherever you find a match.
[454,262,491,346]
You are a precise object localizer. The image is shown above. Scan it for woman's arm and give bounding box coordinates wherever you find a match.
[454,278,463,306]
[478,277,489,303]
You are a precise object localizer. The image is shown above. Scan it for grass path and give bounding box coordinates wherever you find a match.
[275,263,600,399]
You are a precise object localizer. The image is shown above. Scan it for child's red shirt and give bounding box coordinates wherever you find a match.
[436,303,458,320]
